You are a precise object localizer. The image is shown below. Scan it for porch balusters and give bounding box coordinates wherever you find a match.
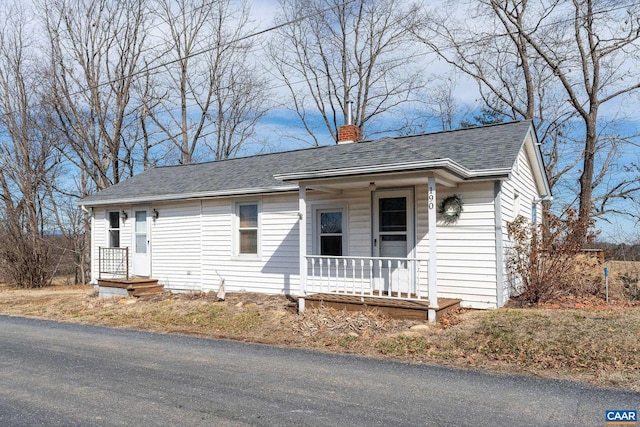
[304,255,426,301]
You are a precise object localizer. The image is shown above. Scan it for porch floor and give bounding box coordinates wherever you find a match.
[97,278,164,297]
[302,293,461,322]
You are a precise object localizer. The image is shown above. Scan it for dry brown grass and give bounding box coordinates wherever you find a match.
[606,260,640,301]
[1,262,640,392]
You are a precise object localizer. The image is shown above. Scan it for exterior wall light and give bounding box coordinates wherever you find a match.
[152,208,159,220]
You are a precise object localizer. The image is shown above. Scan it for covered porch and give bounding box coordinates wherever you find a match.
[285,169,454,322]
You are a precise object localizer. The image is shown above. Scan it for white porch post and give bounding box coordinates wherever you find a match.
[427,177,438,322]
[298,185,307,312]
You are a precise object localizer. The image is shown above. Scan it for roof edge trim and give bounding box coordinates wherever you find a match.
[78,185,299,207]
[274,159,512,181]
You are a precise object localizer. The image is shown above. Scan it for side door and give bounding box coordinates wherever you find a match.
[131,209,150,277]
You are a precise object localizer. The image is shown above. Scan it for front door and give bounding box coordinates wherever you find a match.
[132,209,150,277]
[373,189,414,294]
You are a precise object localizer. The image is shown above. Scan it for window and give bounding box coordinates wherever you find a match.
[377,196,408,258]
[314,207,347,256]
[319,211,343,256]
[108,211,120,247]
[237,203,258,255]
[379,197,407,232]
[134,211,147,254]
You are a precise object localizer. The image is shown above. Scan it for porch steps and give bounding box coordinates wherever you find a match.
[303,293,461,322]
[97,278,164,298]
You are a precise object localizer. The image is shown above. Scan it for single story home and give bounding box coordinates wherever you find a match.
[80,120,551,321]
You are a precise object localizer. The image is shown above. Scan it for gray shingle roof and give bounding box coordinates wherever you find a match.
[81,120,534,206]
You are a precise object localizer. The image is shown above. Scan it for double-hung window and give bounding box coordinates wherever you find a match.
[316,208,346,256]
[108,211,120,248]
[237,202,259,255]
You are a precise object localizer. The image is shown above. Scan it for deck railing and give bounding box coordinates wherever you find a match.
[98,247,129,280]
[305,255,427,300]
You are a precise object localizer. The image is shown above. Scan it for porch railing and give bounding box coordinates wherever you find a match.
[98,247,129,280]
[304,255,427,300]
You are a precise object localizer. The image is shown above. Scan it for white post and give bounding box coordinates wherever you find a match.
[298,185,307,312]
[427,177,438,322]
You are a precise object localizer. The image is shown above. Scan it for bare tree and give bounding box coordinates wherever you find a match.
[416,0,640,241]
[41,0,150,192]
[269,0,425,145]
[0,5,61,287]
[145,0,271,164]
[424,76,460,131]
[415,1,576,199]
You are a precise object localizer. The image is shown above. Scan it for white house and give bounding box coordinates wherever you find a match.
[80,120,551,321]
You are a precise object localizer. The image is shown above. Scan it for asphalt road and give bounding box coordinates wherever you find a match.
[0,315,637,426]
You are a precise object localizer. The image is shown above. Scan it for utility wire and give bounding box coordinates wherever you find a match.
[84,0,357,92]
[49,0,640,102]
[0,0,637,122]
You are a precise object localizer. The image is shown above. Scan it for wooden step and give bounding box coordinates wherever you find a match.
[98,278,159,289]
[98,277,163,298]
[131,286,164,297]
[129,282,161,290]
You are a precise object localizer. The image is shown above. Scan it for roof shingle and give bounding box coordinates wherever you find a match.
[81,120,533,206]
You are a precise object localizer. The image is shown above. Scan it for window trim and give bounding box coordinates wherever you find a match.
[107,210,121,248]
[312,204,348,256]
[233,200,261,258]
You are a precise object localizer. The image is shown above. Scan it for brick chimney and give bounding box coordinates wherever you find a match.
[337,100,360,144]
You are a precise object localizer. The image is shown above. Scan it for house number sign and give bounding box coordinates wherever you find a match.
[428,185,435,210]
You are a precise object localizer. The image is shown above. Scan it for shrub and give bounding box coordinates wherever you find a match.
[0,224,54,288]
[506,210,602,305]
[620,272,640,301]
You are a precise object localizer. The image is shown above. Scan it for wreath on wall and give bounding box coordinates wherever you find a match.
[438,194,464,224]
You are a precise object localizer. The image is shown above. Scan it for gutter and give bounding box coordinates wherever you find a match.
[274,158,512,182]
[77,185,299,207]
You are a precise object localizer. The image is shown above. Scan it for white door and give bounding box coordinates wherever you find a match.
[132,209,150,277]
[373,189,414,294]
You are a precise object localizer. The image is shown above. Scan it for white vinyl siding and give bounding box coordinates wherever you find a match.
[91,209,106,283]
[200,194,300,295]
[417,182,499,309]
[151,201,202,291]
[502,139,540,225]
[501,134,544,304]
